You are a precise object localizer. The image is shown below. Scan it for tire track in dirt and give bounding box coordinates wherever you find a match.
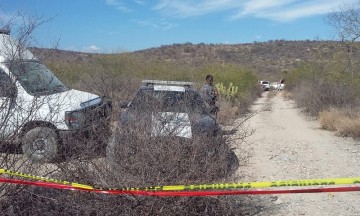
[233,92,360,216]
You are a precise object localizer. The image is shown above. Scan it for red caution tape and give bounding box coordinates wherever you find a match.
[1,177,360,196]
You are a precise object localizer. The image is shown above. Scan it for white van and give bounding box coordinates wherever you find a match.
[0,29,111,162]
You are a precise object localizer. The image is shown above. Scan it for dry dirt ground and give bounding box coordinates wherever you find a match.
[232,91,360,216]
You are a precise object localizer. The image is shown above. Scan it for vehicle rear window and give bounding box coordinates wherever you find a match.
[130,89,207,114]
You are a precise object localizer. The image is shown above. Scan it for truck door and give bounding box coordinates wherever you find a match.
[0,69,17,140]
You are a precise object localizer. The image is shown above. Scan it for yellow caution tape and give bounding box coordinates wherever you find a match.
[156,178,360,191]
[0,169,93,190]
[1,168,360,191]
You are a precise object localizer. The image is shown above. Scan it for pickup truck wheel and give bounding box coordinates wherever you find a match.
[22,127,59,163]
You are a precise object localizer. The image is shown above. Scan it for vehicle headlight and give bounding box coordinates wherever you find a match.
[80,97,102,108]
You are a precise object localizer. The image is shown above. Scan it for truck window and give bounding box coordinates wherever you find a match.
[6,60,68,96]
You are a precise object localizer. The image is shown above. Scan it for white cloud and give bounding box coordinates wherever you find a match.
[240,0,296,16]
[82,45,101,53]
[105,0,132,12]
[154,0,241,17]
[134,0,145,4]
[233,0,360,21]
[154,0,359,22]
[152,21,177,30]
[133,19,178,30]
[105,0,147,12]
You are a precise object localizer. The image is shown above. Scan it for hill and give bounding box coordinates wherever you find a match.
[31,40,351,80]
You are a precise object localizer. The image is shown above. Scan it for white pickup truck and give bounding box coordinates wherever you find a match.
[258,80,271,91]
[0,29,111,162]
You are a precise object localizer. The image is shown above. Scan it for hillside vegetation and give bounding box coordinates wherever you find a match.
[32,40,360,124]
[32,40,352,80]
[32,40,360,135]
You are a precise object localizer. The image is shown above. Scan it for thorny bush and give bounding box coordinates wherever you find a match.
[1,120,248,215]
[0,83,253,215]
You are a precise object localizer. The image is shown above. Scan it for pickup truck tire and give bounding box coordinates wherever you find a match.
[22,127,59,163]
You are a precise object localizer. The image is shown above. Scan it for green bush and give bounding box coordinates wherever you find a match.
[196,64,259,112]
[48,55,260,113]
[285,52,360,115]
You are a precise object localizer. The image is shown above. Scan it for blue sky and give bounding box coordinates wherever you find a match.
[0,0,357,52]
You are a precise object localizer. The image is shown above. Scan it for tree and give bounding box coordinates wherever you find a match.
[327,2,360,75]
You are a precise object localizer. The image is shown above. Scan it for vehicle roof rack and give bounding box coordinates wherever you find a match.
[142,80,195,87]
[0,28,10,35]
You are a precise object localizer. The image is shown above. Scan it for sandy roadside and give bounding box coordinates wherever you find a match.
[232,91,360,216]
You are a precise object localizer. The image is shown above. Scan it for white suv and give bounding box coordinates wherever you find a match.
[258,80,270,91]
[0,30,111,162]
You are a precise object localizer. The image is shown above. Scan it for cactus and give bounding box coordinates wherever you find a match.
[215,82,239,101]
[215,82,226,96]
[227,83,238,98]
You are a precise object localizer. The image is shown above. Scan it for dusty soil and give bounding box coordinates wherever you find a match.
[233,91,360,215]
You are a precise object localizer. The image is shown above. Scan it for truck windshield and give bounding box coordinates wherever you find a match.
[6,60,69,96]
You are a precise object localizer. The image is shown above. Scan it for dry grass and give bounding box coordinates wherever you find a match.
[217,100,240,125]
[262,102,272,112]
[260,91,276,111]
[336,118,360,137]
[266,90,276,98]
[1,128,245,216]
[281,90,293,100]
[320,108,360,138]
[319,108,339,131]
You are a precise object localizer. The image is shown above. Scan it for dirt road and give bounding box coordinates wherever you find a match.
[233,92,360,215]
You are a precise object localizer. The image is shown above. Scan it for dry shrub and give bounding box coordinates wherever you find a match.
[1,186,263,215]
[266,90,276,99]
[0,104,248,216]
[217,100,240,125]
[319,108,340,131]
[215,82,261,125]
[293,81,358,115]
[74,71,140,118]
[106,114,239,187]
[320,108,360,138]
[281,90,293,100]
[336,117,360,137]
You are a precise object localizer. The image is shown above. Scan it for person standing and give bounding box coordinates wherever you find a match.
[201,75,219,115]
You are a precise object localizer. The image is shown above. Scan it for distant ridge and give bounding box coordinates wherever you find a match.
[31,40,357,78]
